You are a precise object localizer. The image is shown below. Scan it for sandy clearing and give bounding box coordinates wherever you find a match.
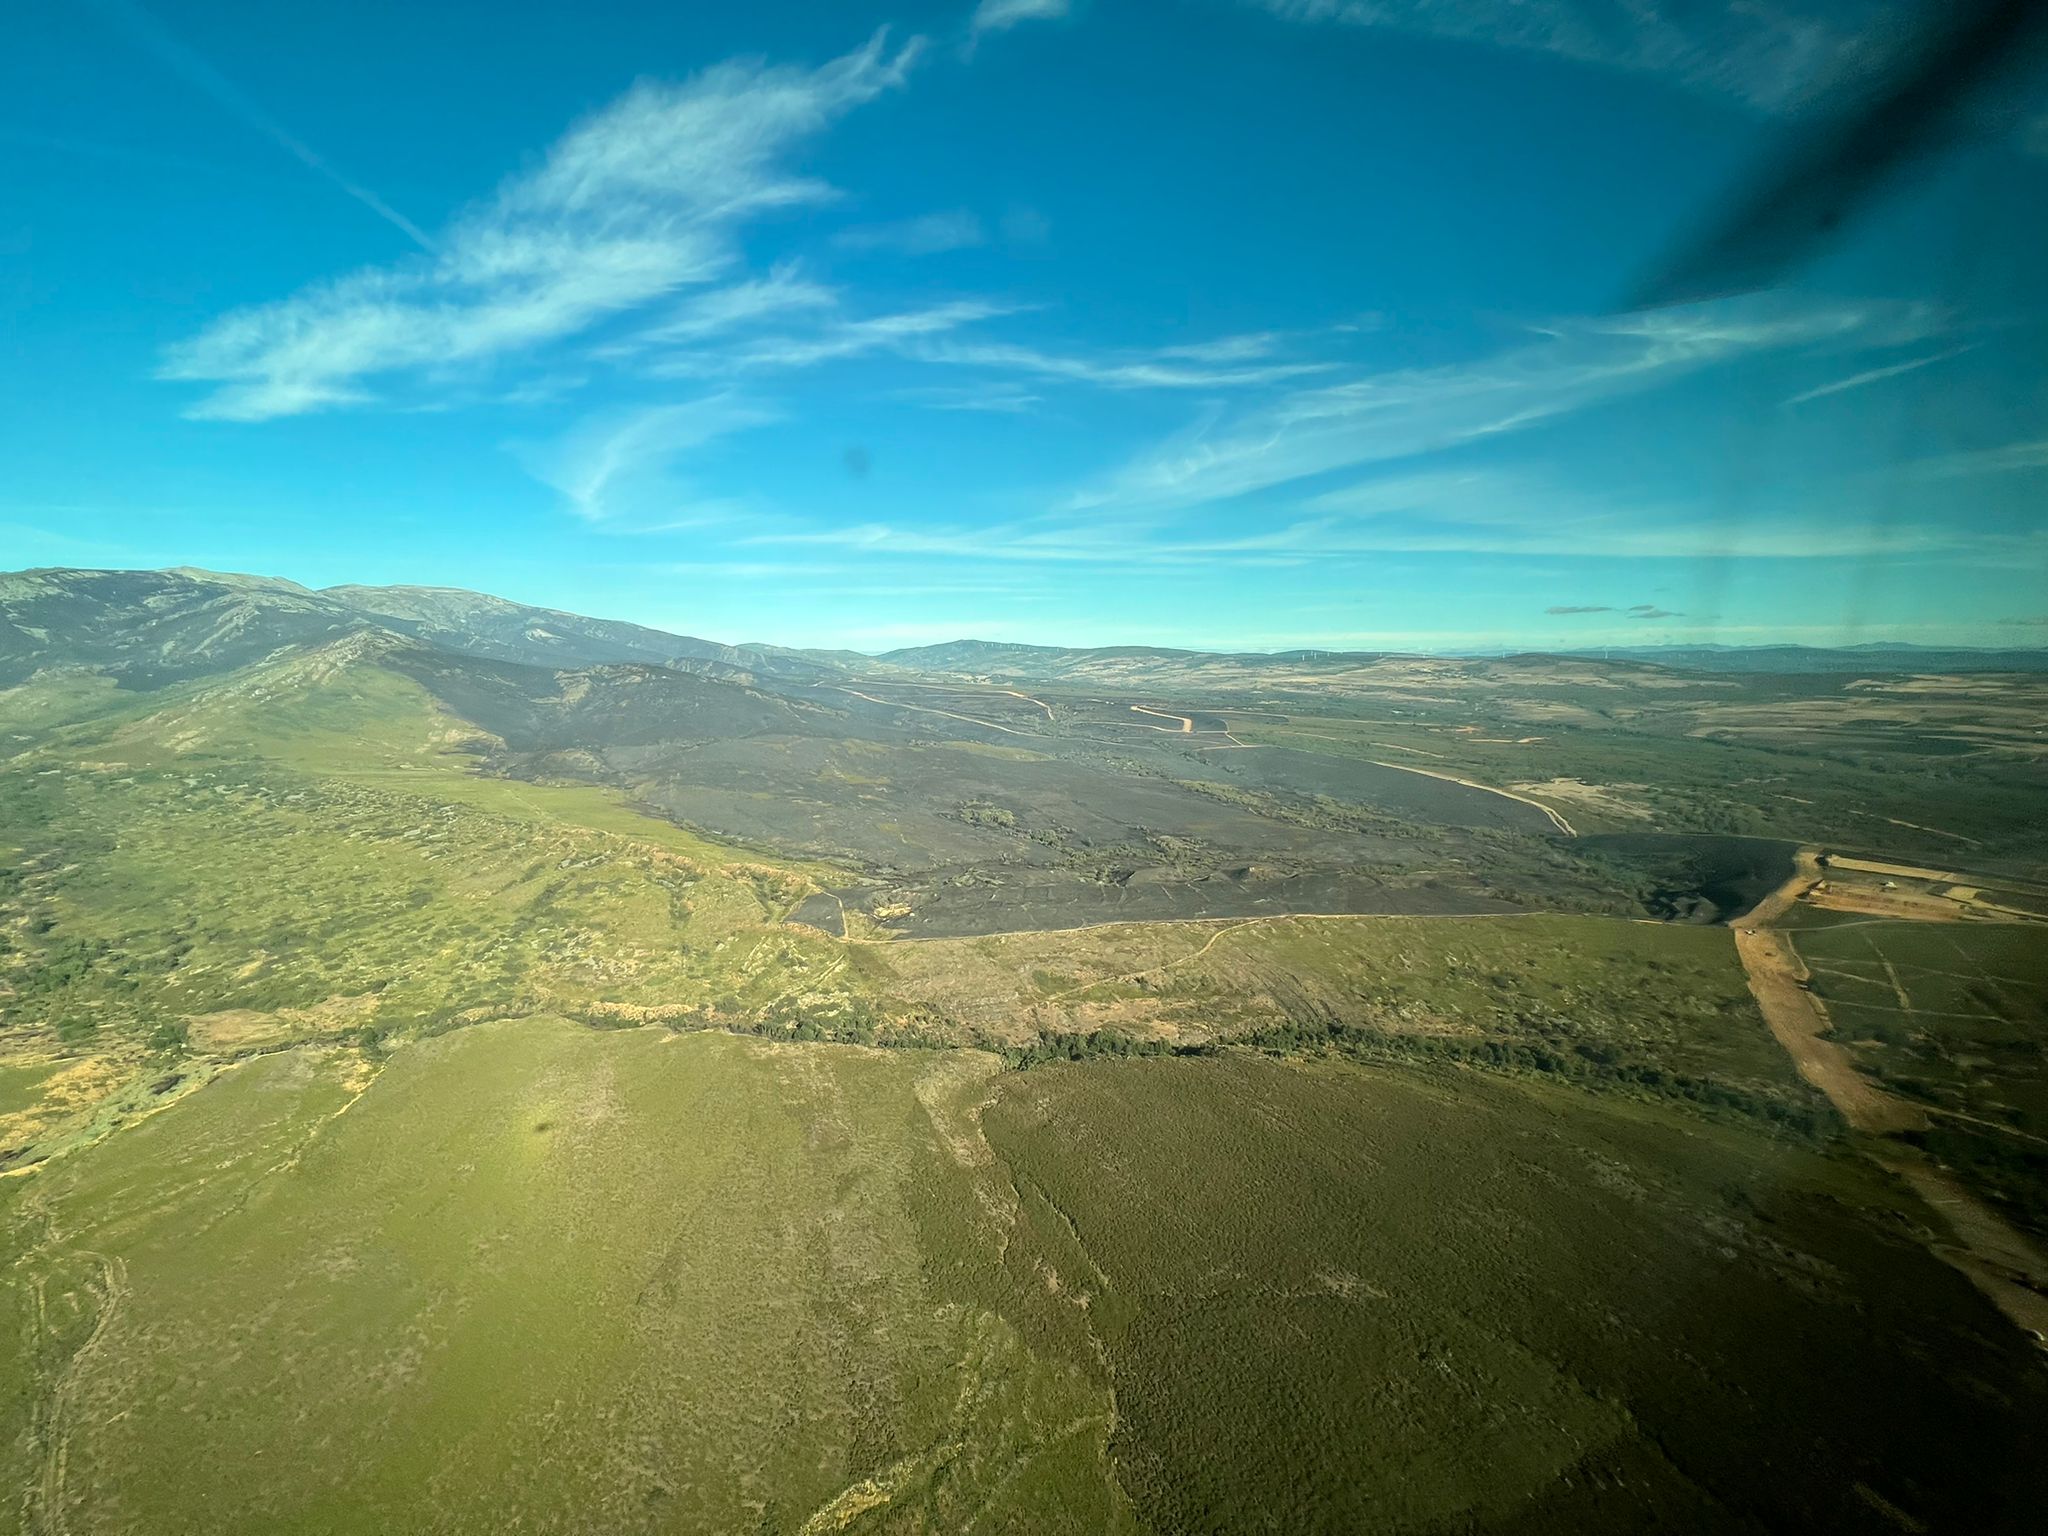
[1808,887,1974,923]
[1829,857,1959,882]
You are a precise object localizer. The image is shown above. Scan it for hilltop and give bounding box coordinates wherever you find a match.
[0,566,824,690]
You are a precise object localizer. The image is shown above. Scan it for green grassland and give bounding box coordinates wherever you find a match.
[0,1024,1127,1535]
[984,1053,2047,1534]
[2,1026,2040,1534]
[1796,920,2048,1239]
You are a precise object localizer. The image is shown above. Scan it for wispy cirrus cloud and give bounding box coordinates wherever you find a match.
[1546,604,1613,614]
[656,300,1020,375]
[891,382,1045,413]
[1066,299,1940,514]
[911,336,1336,389]
[832,209,985,254]
[618,264,840,352]
[161,31,922,421]
[520,394,778,525]
[969,0,1072,44]
[1157,332,1288,363]
[635,305,1334,391]
[743,484,1975,567]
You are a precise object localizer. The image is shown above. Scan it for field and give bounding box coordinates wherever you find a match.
[4,1025,2042,1535]
[1177,663,2048,874]
[1796,921,2048,1239]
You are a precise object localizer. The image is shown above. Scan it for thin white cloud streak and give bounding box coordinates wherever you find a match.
[745,506,1976,565]
[162,31,922,420]
[1066,301,1939,514]
[740,433,2014,567]
[912,337,1336,389]
[1157,332,1286,362]
[666,300,1020,374]
[970,0,1072,41]
[85,0,433,248]
[1782,345,1974,406]
[609,265,840,354]
[642,311,1332,390]
[522,395,778,524]
[832,209,985,254]
[891,382,1045,413]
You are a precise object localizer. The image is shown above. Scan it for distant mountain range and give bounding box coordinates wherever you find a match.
[1551,643,2048,674]
[876,636,2048,679]
[5,568,2044,690]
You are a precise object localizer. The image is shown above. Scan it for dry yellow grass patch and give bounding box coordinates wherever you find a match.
[186,992,380,1052]
[0,1055,128,1152]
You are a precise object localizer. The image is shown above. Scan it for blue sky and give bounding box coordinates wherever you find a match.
[4,0,2045,651]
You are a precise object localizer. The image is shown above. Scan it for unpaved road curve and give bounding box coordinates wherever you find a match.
[1736,851,2048,1344]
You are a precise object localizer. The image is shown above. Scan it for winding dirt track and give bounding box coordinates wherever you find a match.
[1735,852,2048,1343]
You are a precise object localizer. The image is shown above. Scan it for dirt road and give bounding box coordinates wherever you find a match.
[1734,926,1925,1136]
[1130,704,1193,733]
[833,688,1040,737]
[1735,851,2048,1344]
[1363,760,1577,837]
